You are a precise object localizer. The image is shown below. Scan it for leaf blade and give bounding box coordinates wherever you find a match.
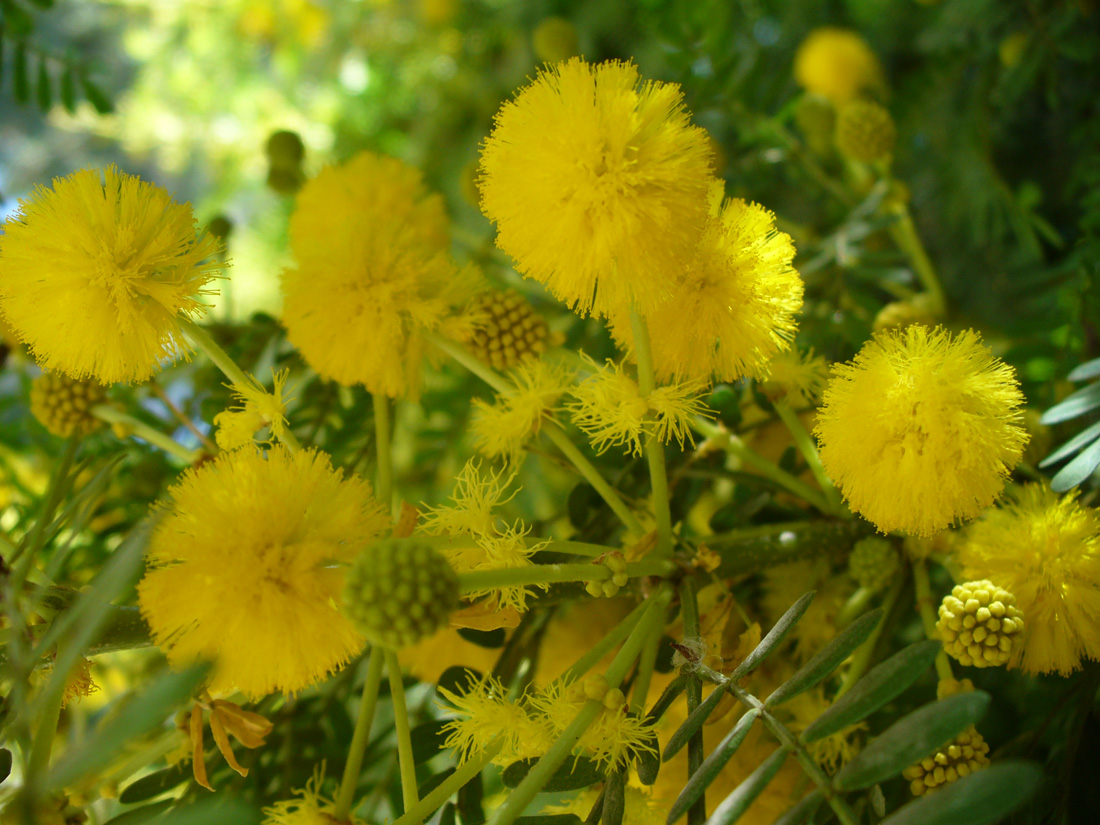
[880,761,1042,825]
[733,591,815,680]
[667,710,758,825]
[701,747,789,825]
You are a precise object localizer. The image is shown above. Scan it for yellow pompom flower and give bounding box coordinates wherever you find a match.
[470,359,573,460]
[213,369,292,451]
[760,348,829,406]
[794,27,884,104]
[281,151,478,398]
[479,58,714,318]
[438,674,553,765]
[815,326,1028,537]
[616,189,803,383]
[138,446,390,698]
[0,167,222,384]
[955,485,1100,675]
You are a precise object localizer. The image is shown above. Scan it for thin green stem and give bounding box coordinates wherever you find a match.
[373,394,393,510]
[391,741,503,825]
[836,572,907,699]
[629,308,673,558]
[561,599,651,684]
[334,648,386,822]
[912,557,954,682]
[11,435,80,583]
[679,578,706,825]
[456,559,674,594]
[773,401,845,517]
[91,406,201,464]
[886,201,946,315]
[385,649,420,812]
[630,629,660,716]
[424,330,510,393]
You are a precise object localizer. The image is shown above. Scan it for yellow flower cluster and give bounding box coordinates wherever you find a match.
[29,372,107,438]
[794,28,884,104]
[471,359,573,461]
[213,369,292,451]
[936,580,1024,668]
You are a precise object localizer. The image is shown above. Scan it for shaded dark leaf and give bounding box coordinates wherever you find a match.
[668,710,757,824]
[880,761,1042,825]
[502,756,605,792]
[702,747,789,825]
[733,592,815,679]
[119,765,189,804]
[663,684,729,762]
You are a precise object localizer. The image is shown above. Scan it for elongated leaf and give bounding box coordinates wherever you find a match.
[603,769,626,825]
[411,719,451,764]
[733,591,815,679]
[833,691,990,791]
[49,663,210,789]
[440,802,457,825]
[663,684,729,761]
[0,749,11,784]
[13,43,30,103]
[458,770,485,825]
[767,790,824,825]
[1040,381,1100,425]
[1068,357,1100,382]
[1040,419,1100,467]
[1051,436,1100,492]
[156,800,261,825]
[36,57,51,110]
[801,640,940,743]
[702,747,789,825]
[646,674,687,724]
[766,609,882,708]
[60,67,76,113]
[636,727,661,785]
[80,75,113,114]
[119,765,189,803]
[881,761,1042,825]
[102,800,175,825]
[515,818,581,825]
[667,711,757,824]
[502,756,604,792]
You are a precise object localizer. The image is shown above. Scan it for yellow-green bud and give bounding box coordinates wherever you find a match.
[848,537,899,592]
[901,725,990,795]
[936,580,1024,668]
[266,165,304,196]
[207,214,233,240]
[836,99,896,163]
[468,289,551,371]
[343,539,459,650]
[265,129,305,167]
[872,293,938,333]
[532,17,578,64]
[30,373,107,438]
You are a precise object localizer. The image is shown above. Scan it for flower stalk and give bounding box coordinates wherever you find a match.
[334,647,386,822]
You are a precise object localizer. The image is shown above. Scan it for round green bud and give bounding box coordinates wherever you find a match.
[266,165,304,196]
[343,539,459,650]
[848,536,900,592]
[265,129,305,167]
[207,215,233,240]
[835,99,896,163]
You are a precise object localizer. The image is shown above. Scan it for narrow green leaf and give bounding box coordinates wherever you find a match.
[663,683,729,762]
[880,761,1042,825]
[36,56,50,110]
[1040,419,1100,467]
[440,802,457,825]
[645,673,687,724]
[119,765,189,803]
[766,609,882,708]
[155,799,261,825]
[514,817,581,825]
[501,756,604,792]
[1051,437,1100,492]
[767,789,824,825]
[437,666,482,699]
[411,719,451,765]
[79,75,113,114]
[458,770,485,825]
[13,43,30,103]
[702,747,789,825]
[636,728,661,785]
[4,3,34,36]
[456,627,506,648]
[0,749,11,784]
[102,800,175,825]
[801,640,940,743]
[833,691,991,791]
[60,67,76,113]
[1067,357,1100,382]
[1040,381,1100,425]
[667,710,757,824]
[733,591,815,679]
[603,769,626,825]
[48,663,210,789]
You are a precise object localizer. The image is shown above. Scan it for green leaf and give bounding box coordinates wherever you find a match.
[28,0,57,8]
[766,609,882,708]
[102,800,175,825]
[663,683,729,762]
[155,799,261,825]
[411,719,451,764]
[833,691,991,791]
[602,769,626,825]
[437,666,482,699]
[13,42,30,103]
[119,765,189,804]
[79,75,113,114]
[1051,437,1100,492]
[702,746,789,825]
[457,627,506,648]
[1040,420,1100,467]
[48,663,211,789]
[667,710,757,824]
[1068,357,1100,382]
[645,673,687,724]
[801,640,940,744]
[458,770,485,825]
[502,756,605,792]
[440,802,457,825]
[35,55,50,110]
[732,591,815,679]
[60,67,76,113]
[0,749,11,784]
[880,761,1042,825]
[636,742,661,786]
[3,3,34,36]
[514,817,581,825]
[767,790,824,825]
[1040,381,1100,424]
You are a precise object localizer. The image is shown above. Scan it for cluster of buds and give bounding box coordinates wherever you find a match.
[586,552,629,598]
[30,372,106,438]
[848,537,899,592]
[468,289,551,371]
[936,580,1024,668]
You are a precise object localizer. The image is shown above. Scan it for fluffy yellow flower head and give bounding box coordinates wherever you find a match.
[955,485,1100,675]
[213,369,292,451]
[138,446,389,698]
[794,27,884,104]
[439,674,554,765]
[281,151,478,398]
[815,326,1028,537]
[479,58,714,318]
[616,189,803,383]
[471,359,573,460]
[0,167,222,384]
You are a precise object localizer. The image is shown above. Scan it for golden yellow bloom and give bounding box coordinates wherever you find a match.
[419,460,519,538]
[794,27,884,104]
[955,485,1100,675]
[531,17,579,64]
[213,369,292,451]
[479,58,714,318]
[439,674,553,765]
[29,372,107,438]
[0,167,222,384]
[470,359,573,460]
[281,151,478,398]
[761,348,829,406]
[617,189,803,383]
[263,767,364,825]
[815,326,1028,537]
[138,446,389,698]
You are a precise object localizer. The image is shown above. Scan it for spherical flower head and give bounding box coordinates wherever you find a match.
[955,485,1100,675]
[479,57,714,318]
[281,151,477,398]
[794,28,884,104]
[467,289,552,372]
[835,99,897,163]
[0,167,223,384]
[30,372,107,438]
[532,17,578,64]
[872,293,939,333]
[815,325,1028,537]
[760,348,829,407]
[848,536,900,592]
[342,538,459,650]
[615,188,803,383]
[471,358,573,461]
[936,580,1024,668]
[901,725,989,796]
[138,446,389,699]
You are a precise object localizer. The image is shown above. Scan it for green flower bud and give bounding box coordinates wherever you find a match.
[848,536,899,592]
[30,372,107,438]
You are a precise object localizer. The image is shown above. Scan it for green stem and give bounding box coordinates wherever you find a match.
[334,648,386,822]
[679,578,706,825]
[373,394,393,510]
[629,308,673,558]
[772,401,845,517]
[385,649,420,812]
[693,418,833,515]
[456,559,674,594]
[27,639,68,783]
[886,202,946,315]
[424,330,510,393]
[835,572,907,699]
[391,741,503,825]
[11,435,80,584]
[630,628,660,716]
[912,557,954,682]
[91,406,201,464]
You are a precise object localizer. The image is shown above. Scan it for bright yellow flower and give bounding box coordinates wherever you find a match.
[815,326,1028,537]
[138,446,389,698]
[263,768,364,825]
[955,485,1100,675]
[213,369,292,451]
[794,27,884,104]
[419,460,519,538]
[438,674,553,765]
[0,167,222,384]
[470,359,573,460]
[281,151,478,398]
[479,58,714,318]
[761,348,829,406]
